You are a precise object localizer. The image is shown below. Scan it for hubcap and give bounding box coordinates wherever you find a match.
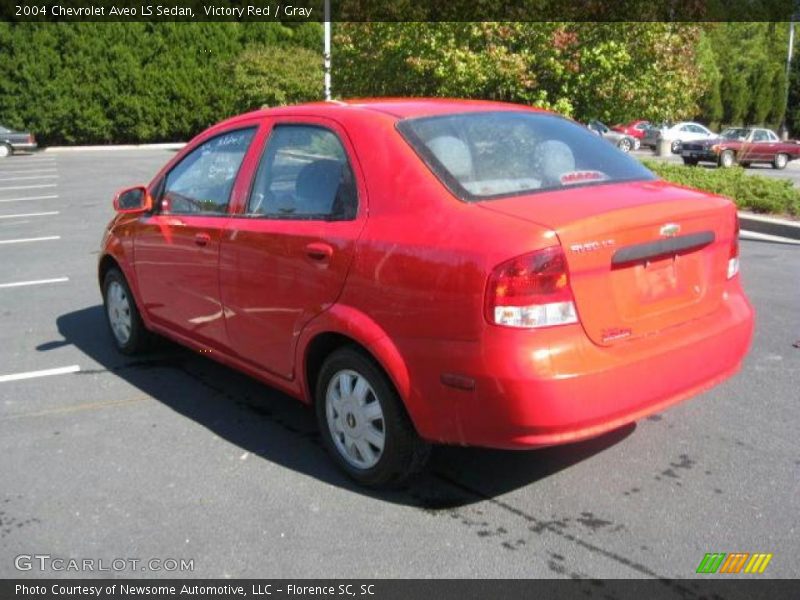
[106,281,132,345]
[325,369,385,469]
[723,153,733,167]
[0,146,8,158]
[777,155,787,167]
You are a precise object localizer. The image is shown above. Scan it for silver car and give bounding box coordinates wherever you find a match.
[586,120,637,153]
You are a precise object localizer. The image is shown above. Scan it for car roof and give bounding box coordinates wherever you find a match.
[217,98,549,129]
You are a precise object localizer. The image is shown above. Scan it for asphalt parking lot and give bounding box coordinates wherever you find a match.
[0,149,798,583]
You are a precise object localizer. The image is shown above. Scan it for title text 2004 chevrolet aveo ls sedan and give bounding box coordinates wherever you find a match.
[99,99,754,487]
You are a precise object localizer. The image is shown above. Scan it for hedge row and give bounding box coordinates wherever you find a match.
[642,159,800,217]
[0,22,323,145]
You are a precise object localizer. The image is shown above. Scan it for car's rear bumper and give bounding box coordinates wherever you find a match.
[11,142,38,152]
[400,283,754,449]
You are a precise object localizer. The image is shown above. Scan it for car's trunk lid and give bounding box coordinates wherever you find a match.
[478,180,736,346]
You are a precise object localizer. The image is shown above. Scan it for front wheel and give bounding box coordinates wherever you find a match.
[102,268,151,355]
[719,150,736,168]
[671,140,681,154]
[617,137,632,153]
[773,153,788,170]
[0,144,10,158]
[316,347,430,488]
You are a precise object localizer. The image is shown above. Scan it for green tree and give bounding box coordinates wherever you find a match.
[334,22,705,125]
[229,45,324,110]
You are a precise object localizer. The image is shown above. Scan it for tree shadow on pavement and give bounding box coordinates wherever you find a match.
[45,304,635,510]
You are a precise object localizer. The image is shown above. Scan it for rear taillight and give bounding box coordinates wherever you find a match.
[486,246,578,329]
[727,214,740,279]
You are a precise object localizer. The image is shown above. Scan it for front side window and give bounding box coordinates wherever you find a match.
[247,125,357,219]
[161,128,256,215]
[398,111,655,201]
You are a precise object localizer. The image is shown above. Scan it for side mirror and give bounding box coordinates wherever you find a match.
[113,186,152,214]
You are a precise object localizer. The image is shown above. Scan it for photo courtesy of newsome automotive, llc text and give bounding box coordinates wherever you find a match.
[0,0,798,599]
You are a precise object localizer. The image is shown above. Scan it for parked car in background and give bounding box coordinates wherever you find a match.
[612,120,650,149]
[586,119,637,152]
[99,99,753,486]
[642,122,715,153]
[0,124,37,157]
[681,127,800,169]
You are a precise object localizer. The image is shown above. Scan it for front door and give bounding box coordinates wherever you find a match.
[134,126,258,346]
[220,119,366,380]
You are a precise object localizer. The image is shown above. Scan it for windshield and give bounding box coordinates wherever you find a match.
[397,111,655,201]
[720,128,749,141]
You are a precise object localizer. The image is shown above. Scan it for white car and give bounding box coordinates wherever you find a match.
[642,122,715,153]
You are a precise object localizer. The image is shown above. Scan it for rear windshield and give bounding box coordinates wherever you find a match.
[397,111,655,201]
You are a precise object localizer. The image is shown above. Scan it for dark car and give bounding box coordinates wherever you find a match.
[0,124,38,157]
[681,127,800,169]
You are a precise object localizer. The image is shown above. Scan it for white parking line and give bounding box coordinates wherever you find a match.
[0,365,81,383]
[0,211,59,219]
[0,169,58,175]
[0,277,69,288]
[0,195,59,203]
[0,184,57,191]
[0,175,58,182]
[0,236,60,245]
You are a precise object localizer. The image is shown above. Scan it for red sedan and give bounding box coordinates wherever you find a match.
[612,120,650,148]
[99,99,754,486]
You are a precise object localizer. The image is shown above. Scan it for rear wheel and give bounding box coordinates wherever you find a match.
[719,150,736,168]
[316,347,430,488]
[102,268,151,355]
[773,153,788,170]
[682,157,698,166]
[0,144,10,158]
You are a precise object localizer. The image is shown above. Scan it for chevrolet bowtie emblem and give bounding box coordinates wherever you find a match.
[660,223,681,237]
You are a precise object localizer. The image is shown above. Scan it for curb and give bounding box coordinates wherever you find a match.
[738,212,800,241]
[43,143,186,153]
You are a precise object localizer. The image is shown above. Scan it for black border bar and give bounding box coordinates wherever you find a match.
[3,579,799,600]
[0,0,797,22]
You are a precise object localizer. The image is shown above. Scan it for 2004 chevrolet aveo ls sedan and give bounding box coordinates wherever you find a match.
[100,99,754,487]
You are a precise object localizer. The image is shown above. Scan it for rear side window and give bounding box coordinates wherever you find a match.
[247,125,357,220]
[398,111,655,201]
[161,128,255,215]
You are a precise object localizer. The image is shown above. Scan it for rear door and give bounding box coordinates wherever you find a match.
[219,118,366,380]
[134,125,258,346]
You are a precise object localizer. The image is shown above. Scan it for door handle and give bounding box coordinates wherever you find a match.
[305,242,333,262]
[194,232,211,247]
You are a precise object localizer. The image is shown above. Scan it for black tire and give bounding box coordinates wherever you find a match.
[0,143,11,158]
[102,268,151,355]
[315,347,430,488]
[719,150,736,168]
[682,157,698,166]
[773,153,788,170]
